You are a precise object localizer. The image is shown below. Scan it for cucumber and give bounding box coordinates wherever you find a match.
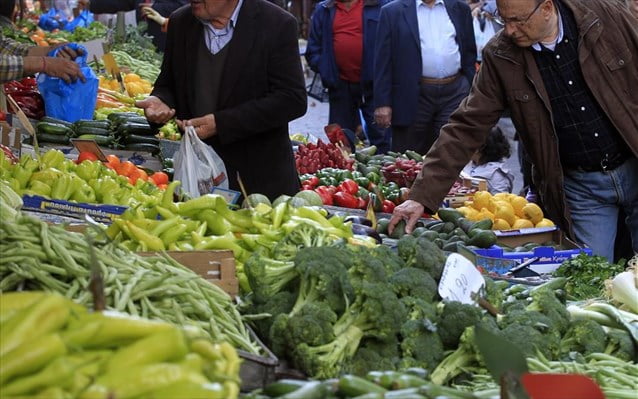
[123,134,159,145]
[123,143,160,154]
[279,381,328,399]
[74,119,111,130]
[338,375,386,397]
[107,112,141,122]
[467,230,497,248]
[40,116,73,128]
[76,134,114,146]
[36,133,70,144]
[117,122,153,136]
[74,126,111,137]
[36,122,73,136]
[405,150,423,162]
[262,379,308,397]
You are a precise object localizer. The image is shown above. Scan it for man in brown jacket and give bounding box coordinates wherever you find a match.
[389,0,638,262]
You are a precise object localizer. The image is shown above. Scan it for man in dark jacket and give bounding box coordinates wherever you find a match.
[305,0,391,153]
[136,0,307,200]
[389,0,638,262]
[374,0,476,155]
[80,0,188,51]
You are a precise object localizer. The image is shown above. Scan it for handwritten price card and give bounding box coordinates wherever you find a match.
[438,253,485,305]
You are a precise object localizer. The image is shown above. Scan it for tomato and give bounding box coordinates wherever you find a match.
[77,151,98,163]
[105,154,120,166]
[157,183,168,190]
[117,161,137,177]
[137,169,149,181]
[150,171,169,185]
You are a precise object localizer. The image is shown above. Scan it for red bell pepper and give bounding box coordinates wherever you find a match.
[333,191,358,208]
[339,179,359,195]
[382,200,396,213]
[314,186,333,205]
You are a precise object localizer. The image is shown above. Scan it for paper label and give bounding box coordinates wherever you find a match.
[211,187,240,205]
[438,253,485,305]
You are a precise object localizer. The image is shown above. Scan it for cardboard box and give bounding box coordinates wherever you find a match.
[22,195,127,224]
[494,226,559,247]
[138,250,238,297]
[473,229,593,274]
[442,175,487,208]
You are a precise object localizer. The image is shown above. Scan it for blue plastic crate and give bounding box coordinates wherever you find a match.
[473,244,592,274]
[22,195,127,224]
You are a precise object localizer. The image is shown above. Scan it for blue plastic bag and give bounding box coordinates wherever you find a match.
[37,44,99,123]
[38,8,67,31]
[64,10,94,32]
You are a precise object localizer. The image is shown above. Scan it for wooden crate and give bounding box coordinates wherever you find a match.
[139,250,238,297]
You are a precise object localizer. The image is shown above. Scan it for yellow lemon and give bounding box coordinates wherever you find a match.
[493,192,511,201]
[492,218,511,230]
[522,203,544,224]
[535,218,555,227]
[511,218,534,229]
[478,207,495,221]
[457,206,479,219]
[494,203,516,226]
[472,191,492,211]
[510,195,528,218]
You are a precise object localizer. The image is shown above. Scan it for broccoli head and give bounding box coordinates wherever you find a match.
[272,222,337,260]
[482,277,507,309]
[244,254,298,303]
[437,301,483,349]
[401,296,438,323]
[291,246,354,315]
[347,337,400,376]
[243,290,296,340]
[348,248,391,293]
[500,322,554,359]
[286,302,337,347]
[560,319,607,356]
[397,235,447,282]
[604,327,637,362]
[526,287,571,334]
[399,319,444,372]
[389,267,438,302]
[371,245,406,275]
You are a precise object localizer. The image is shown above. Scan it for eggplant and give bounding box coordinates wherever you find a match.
[344,215,373,227]
[351,223,382,243]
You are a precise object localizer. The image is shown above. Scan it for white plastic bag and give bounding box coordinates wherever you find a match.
[173,126,228,198]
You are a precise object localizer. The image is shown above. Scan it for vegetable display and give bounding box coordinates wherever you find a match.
[553,254,627,300]
[0,291,241,399]
[295,140,354,174]
[3,76,45,120]
[0,211,261,355]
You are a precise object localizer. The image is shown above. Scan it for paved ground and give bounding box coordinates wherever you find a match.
[289,80,524,195]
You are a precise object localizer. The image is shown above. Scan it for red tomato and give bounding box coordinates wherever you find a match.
[117,161,137,177]
[77,151,98,163]
[105,154,120,166]
[150,171,169,185]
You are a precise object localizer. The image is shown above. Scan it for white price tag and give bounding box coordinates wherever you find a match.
[438,253,485,305]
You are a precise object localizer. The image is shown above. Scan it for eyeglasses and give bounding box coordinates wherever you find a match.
[494,0,545,27]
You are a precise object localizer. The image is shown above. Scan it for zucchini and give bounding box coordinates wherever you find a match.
[107,112,141,122]
[122,134,159,145]
[36,122,73,136]
[76,134,114,146]
[40,116,73,128]
[123,143,160,154]
[74,119,111,130]
[338,375,386,397]
[262,379,307,397]
[36,133,70,144]
[74,126,111,137]
[117,122,153,136]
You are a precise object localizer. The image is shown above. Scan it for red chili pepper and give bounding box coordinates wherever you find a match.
[333,191,358,208]
[339,179,359,195]
[382,200,396,214]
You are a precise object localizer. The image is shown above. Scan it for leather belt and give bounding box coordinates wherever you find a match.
[565,152,630,172]
[420,73,460,85]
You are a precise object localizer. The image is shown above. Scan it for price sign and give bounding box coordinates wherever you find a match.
[211,187,240,205]
[70,139,107,162]
[438,253,485,305]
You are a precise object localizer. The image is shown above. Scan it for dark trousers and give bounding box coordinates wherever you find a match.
[328,79,392,154]
[392,76,470,155]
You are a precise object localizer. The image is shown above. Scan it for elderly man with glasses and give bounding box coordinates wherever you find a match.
[388,0,638,263]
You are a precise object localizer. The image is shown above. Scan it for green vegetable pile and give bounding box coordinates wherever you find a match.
[554,253,626,300]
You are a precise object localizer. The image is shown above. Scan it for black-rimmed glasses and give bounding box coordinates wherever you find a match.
[494,0,545,27]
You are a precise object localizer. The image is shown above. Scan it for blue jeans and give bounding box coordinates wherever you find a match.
[328,80,392,153]
[563,157,638,262]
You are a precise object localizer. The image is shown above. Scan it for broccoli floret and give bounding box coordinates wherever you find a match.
[560,319,607,356]
[430,326,482,385]
[401,296,438,323]
[243,290,296,340]
[500,322,555,359]
[437,301,483,349]
[272,222,336,260]
[290,246,354,315]
[371,245,405,275]
[483,277,507,309]
[348,337,400,376]
[244,254,298,303]
[397,236,447,281]
[389,267,438,302]
[287,302,338,347]
[526,287,570,334]
[292,281,405,379]
[604,327,637,362]
[399,319,444,372]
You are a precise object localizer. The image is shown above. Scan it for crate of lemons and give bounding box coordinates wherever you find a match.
[456,191,555,231]
[0,292,240,399]
[99,73,153,98]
